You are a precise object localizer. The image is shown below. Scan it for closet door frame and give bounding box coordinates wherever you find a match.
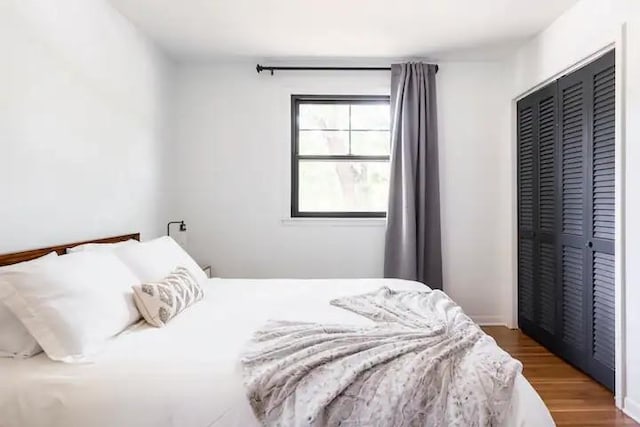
[516,49,618,392]
[512,40,625,406]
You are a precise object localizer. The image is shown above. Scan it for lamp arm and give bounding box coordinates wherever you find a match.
[167,221,186,236]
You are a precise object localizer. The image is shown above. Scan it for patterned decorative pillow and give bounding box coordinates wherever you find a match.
[132,267,205,327]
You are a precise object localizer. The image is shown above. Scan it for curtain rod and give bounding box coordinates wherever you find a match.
[256,64,439,75]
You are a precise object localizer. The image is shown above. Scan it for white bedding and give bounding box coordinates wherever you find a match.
[0,278,554,427]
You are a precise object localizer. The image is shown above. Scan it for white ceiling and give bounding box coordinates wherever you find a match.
[109,0,579,60]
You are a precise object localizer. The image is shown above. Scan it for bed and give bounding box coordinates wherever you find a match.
[0,235,554,427]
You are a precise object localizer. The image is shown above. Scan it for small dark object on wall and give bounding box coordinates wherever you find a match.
[167,221,187,236]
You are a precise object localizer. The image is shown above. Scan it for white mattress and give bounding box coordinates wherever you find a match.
[0,278,554,427]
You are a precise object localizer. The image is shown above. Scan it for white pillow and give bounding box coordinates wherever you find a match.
[116,236,207,285]
[0,252,58,358]
[0,252,141,362]
[66,239,139,254]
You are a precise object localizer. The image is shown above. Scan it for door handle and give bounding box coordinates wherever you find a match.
[586,241,593,248]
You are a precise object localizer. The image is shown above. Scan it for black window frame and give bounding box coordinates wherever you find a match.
[291,94,391,218]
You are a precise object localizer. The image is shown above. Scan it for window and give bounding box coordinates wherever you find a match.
[291,95,391,218]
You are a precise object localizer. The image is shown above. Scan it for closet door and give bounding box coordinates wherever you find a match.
[557,61,590,373]
[517,83,558,350]
[518,50,615,391]
[517,94,537,334]
[557,50,615,390]
[587,51,615,389]
[536,85,559,348]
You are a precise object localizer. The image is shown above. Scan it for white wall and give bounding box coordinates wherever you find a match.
[505,0,640,419]
[438,62,513,325]
[170,60,511,324]
[0,0,172,252]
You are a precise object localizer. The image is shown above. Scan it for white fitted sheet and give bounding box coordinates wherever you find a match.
[0,278,554,427]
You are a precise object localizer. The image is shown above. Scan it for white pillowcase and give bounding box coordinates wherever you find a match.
[116,236,207,285]
[66,239,139,254]
[0,252,58,358]
[0,252,141,362]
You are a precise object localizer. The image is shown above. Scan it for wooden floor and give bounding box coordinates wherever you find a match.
[483,326,637,426]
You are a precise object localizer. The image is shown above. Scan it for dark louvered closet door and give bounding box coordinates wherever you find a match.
[557,50,615,389]
[536,85,558,347]
[517,95,536,330]
[518,50,615,391]
[587,51,615,389]
[557,60,590,372]
[517,83,558,350]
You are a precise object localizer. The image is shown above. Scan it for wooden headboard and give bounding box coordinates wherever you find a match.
[0,233,140,267]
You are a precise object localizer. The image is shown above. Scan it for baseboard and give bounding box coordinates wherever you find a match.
[624,397,640,423]
[471,315,506,326]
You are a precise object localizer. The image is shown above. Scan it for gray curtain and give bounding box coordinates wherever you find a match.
[384,63,442,289]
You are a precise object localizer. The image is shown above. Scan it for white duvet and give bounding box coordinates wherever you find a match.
[0,278,554,427]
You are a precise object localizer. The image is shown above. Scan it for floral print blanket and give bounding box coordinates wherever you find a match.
[240,287,522,427]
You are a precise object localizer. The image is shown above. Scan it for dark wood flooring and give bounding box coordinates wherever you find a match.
[483,326,638,426]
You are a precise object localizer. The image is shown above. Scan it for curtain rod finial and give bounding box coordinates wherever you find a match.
[256,64,275,75]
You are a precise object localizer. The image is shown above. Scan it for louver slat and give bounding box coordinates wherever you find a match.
[539,243,555,333]
[518,239,535,322]
[593,252,615,369]
[593,65,615,240]
[561,82,584,236]
[519,107,534,230]
[563,246,584,350]
[539,96,556,233]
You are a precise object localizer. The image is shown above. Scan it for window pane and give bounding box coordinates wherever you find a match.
[351,131,390,155]
[351,104,390,130]
[299,131,349,155]
[298,161,389,212]
[299,104,349,130]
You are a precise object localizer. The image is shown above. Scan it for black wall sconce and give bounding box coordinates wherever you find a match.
[167,220,187,236]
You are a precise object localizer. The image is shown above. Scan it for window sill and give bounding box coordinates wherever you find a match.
[281,217,386,227]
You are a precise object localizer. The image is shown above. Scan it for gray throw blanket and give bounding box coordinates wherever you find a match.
[241,287,522,427]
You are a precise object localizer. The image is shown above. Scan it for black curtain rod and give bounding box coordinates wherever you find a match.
[256,64,439,75]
